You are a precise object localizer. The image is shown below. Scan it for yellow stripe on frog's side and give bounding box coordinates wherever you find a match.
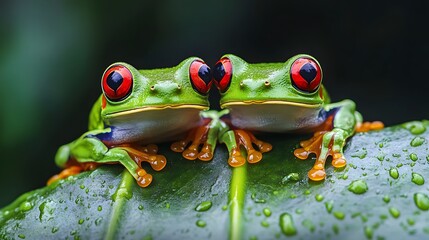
[221,100,322,109]
[104,104,209,119]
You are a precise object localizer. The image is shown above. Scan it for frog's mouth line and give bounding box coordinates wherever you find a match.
[221,100,322,108]
[104,104,208,118]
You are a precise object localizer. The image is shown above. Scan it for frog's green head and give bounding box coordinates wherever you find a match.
[214,54,328,108]
[100,57,212,117]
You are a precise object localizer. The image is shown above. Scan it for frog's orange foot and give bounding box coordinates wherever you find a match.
[231,130,272,165]
[47,160,100,185]
[119,145,167,171]
[355,121,384,133]
[294,131,347,181]
[171,125,214,162]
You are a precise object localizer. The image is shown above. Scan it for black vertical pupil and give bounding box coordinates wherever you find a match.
[107,71,123,91]
[198,64,212,85]
[299,63,317,83]
[213,62,225,81]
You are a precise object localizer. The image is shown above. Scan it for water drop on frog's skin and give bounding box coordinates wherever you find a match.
[279,213,297,236]
[389,207,400,218]
[410,137,425,147]
[411,173,424,185]
[195,201,212,212]
[348,180,368,194]
[414,193,429,210]
[196,220,206,228]
[389,168,399,179]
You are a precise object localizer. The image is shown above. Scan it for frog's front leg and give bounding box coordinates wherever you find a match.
[171,110,222,162]
[49,133,166,187]
[294,100,384,181]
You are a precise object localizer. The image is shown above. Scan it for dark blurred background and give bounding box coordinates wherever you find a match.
[1,0,428,207]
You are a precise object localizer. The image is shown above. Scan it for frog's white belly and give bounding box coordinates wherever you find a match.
[104,107,205,145]
[225,102,326,133]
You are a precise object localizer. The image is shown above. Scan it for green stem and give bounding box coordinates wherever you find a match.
[229,165,247,240]
[104,170,134,240]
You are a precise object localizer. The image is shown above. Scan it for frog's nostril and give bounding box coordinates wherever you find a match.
[299,63,317,83]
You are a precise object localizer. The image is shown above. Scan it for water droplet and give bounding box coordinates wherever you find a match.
[410,153,418,161]
[383,195,390,203]
[282,173,299,183]
[407,218,415,226]
[263,208,272,217]
[255,212,261,216]
[315,194,324,202]
[261,220,269,227]
[78,219,84,224]
[80,185,85,189]
[19,201,32,212]
[364,226,373,239]
[196,220,206,228]
[325,201,334,213]
[251,193,266,203]
[95,217,103,226]
[51,227,59,233]
[304,190,311,195]
[392,153,401,158]
[411,173,424,185]
[333,211,345,220]
[279,213,297,236]
[332,224,339,234]
[414,193,429,210]
[351,149,367,159]
[379,142,384,148]
[377,153,385,161]
[138,205,144,210]
[98,206,102,211]
[222,205,228,211]
[290,194,297,199]
[295,208,302,214]
[388,207,400,218]
[348,180,368,194]
[411,137,425,147]
[166,203,170,209]
[402,121,426,135]
[301,219,315,232]
[18,234,25,239]
[389,168,399,179]
[195,201,212,212]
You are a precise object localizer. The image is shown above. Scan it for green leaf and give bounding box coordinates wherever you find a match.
[1,121,429,239]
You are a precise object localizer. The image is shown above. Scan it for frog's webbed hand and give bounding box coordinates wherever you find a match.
[48,136,166,187]
[170,110,221,162]
[293,99,383,181]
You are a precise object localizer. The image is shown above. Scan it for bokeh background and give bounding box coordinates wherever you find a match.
[1,0,428,207]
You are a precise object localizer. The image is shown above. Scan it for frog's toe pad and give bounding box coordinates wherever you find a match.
[332,153,347,168]
[183,148,199,160]
[294,148,311,160]
[136,169,153,187]
[247,150,262,164]
[171,141,187,153]
[308,168,326,181]
[148,155,167,171]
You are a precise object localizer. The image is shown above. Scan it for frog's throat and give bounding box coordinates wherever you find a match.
[220,100,322,109]
[104,104,208,118]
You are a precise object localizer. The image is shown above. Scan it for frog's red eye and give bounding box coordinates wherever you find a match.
[102,65,133,101]
[189,60,212,95]
[213,57,232,93]
[290,57,322,93]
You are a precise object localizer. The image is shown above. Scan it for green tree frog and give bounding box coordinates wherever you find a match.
[211,54,383,181]
[48,57,214,187]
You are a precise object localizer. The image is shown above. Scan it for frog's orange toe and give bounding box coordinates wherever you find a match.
[171,141,187,152]
[136,169,153,187]
[332,153,347,168]
[228,148,246,167]
[148,155,167,171]
[294,148,311,160]
[183,147,199,160]
[308,168,326,181]
[247,150,262,164]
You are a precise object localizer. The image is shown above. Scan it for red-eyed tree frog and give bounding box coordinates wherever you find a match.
[48,57,215,187]
[210,54,383,181]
